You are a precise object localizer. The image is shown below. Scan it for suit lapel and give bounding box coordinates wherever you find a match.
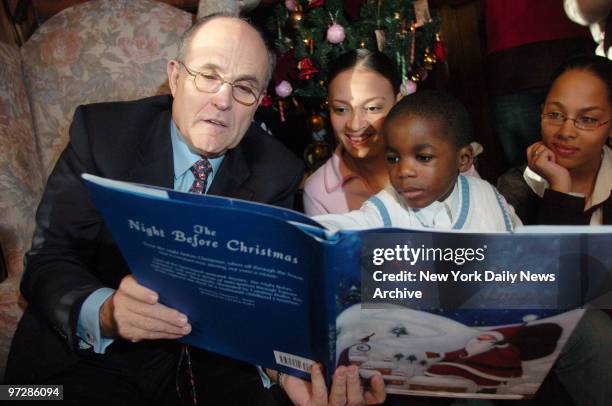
[127,109,174,188]
[208,142,254,201]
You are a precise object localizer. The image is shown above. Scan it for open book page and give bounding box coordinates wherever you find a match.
[83,173,611,398]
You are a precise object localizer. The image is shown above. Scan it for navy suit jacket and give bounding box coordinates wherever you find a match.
[7,95,304,383]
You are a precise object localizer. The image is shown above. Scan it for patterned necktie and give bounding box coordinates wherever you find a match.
[189,157,212,194]
[177,156,211,405]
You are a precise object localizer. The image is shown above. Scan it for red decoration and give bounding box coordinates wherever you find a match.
[298,58,318,80]
[433,39,447,62]
[278,99,286,122]
[260,95,273,107]
[308,0,325,8]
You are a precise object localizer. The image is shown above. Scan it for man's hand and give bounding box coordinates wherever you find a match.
[99,275,191,342]
[282,364,386,406]
[527,141,572,194]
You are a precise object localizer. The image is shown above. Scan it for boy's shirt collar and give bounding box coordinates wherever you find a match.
[523,144,612,210]
[388,178,461,228]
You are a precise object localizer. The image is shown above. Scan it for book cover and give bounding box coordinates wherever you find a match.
[82,173,611,399]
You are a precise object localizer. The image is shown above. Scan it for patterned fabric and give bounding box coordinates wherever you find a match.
[21,0,192,176]
[0,41,44,379]
[0,0,193,379]
[189,158,212,194]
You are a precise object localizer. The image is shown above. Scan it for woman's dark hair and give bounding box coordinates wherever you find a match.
[548,54,612,103]
[326,49,401,94]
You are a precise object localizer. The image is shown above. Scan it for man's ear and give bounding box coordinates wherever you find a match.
[167,60,180,97]
[396,91,404,103]
[457,144,474,173]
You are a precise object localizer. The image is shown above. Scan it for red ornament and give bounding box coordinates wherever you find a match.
[260,94,273,107]
[298,58,318,80]
[433,40,447,62]
[308,0,325,8]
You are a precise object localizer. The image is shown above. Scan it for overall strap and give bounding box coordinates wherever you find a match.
[452,176,470,230]
[493,188,514,232]
[368,196,392,227]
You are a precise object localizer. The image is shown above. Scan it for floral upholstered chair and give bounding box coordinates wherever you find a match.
[0,0,192,378]
[0,40,44,381]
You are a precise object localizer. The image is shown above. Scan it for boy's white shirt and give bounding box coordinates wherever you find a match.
[314,175,522,232]
[523,145,612,225]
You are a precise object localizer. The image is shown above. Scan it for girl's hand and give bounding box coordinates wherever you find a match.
[526,142,572,194]
[282,364,386,406]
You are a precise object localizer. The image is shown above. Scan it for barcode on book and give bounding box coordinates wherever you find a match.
[273,351,315,373]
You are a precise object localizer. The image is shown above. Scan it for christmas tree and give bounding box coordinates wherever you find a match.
[269,0,443,105]
[264,0,445,169]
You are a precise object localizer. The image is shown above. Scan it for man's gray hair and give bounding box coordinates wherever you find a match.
[176,13,276,91]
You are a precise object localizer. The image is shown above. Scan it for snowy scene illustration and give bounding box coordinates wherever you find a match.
[336,304,583,398]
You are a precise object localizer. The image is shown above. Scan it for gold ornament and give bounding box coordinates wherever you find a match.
[411,67,428,82]
[304,141,332,172]
[309,114,325,132]
[290,9,304,29]
[303,37,314,54]
[423,47,438,70]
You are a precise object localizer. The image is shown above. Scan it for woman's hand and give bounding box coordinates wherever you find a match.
[282,364,386,406]
[526,142,572,194]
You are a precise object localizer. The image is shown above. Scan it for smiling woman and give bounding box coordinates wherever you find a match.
[519,54,612,225]
[500,53,612,406]
[302,49,402,215]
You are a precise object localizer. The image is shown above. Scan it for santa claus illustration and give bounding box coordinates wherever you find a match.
[425,323,561,390]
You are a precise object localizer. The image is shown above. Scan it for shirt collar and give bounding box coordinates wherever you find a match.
[323,146,367,193]
[524,145,612,209]
[170,120,224,180]
[387,177,461,228]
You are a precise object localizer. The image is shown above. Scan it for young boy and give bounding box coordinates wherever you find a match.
[315,90,521,232]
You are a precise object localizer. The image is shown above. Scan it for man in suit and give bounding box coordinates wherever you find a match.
[6,15,303,405]
[7,14,387,406]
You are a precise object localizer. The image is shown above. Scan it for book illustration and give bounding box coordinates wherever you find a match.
[336,304,582,397]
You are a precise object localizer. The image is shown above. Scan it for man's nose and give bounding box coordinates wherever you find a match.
[211,83,233,111]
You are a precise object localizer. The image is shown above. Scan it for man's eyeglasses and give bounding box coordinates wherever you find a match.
[177,61,260,106]
[541,111,610,131]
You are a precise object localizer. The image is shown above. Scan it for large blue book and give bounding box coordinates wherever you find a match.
[82,173,612,400]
